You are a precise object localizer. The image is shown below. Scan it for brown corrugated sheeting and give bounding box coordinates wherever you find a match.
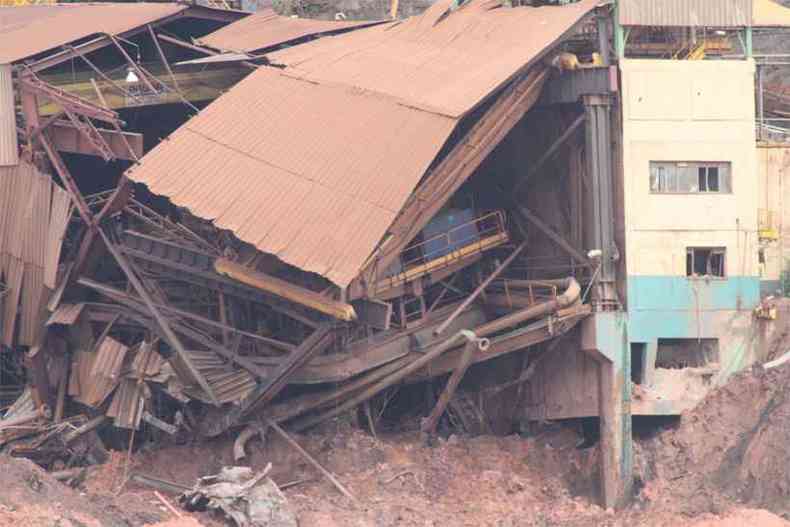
[127,67,455,286]
[618,0,751,27]
[76,336,129,408]
[0,3,187,64]
[0,161,72,346]
[270,0,601,118]
[45,303,86,327]
[127,0,598,287]
[198,7,382,53]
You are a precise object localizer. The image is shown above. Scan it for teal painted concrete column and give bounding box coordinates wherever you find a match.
[582,311,632,508]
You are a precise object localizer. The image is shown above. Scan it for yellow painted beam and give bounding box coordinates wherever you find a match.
[214,258,357,322]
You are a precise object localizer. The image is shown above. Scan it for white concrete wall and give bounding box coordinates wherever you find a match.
[757,145,790,288]
[621,59,759,280]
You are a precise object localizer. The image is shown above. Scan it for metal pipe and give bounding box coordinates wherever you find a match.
[293,330,488,431]
[434,242,526,335]
[473,278,580,337]
[420,339,478,436]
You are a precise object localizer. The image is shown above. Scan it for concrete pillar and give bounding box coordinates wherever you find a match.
[643,340,658,387]
[583,313,632,510]
[0,63,19,166]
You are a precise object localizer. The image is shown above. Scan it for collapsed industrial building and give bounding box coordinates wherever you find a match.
[1,0,790,514]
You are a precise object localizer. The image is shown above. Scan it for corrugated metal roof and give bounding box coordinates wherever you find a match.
[127,0,598,287]
[754,0,790,26]
[619,0,752,27]
[127,66,455,286]
[198,8,381,53]
[269,0,601,118]
[0,63,16,166]
[0,3,188,64]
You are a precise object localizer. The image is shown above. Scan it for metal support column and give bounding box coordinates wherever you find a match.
[582,92,632,509]
[597,12,611,66]
[584,94,618,305]
[745,26,754,59]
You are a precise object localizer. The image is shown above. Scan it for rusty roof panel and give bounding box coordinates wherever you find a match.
[127,66,455,286]
[127,0,597,286]
[199,8,382,53]
[46,303,86,327]
[269,0,601,117]
[0,3,188,63]
[78,336,129,408]
[619,0,751,27]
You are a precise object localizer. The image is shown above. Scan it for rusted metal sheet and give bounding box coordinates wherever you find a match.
[618,0,752,27]
[0,3,188,64]
[126,66,455,287]
[46,303,86,327]
[0,63,16,166]
[78,336,129,408]
[127,0,595,287]
[199,8,382,53]
[269,0,599,118]
[106,379,145,429]
[0,161,72,346]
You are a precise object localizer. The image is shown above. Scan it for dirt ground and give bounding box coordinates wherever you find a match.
[4,359,790,526]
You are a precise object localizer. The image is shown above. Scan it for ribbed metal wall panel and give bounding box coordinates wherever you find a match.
[0,63,18,166]
[619,0,752,27]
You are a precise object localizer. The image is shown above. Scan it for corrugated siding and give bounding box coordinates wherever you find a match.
[128,0,599,287]
[619,0,752,27]
[199,7,381,53]
[0,3,187,63]
[0,161,72,346]
[0,63,17,166]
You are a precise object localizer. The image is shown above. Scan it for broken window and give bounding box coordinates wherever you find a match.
[686,247,726,278]
[649,162,731,194]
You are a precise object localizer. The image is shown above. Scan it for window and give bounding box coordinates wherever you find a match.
[650,162,731,194]
[686,247,726,278]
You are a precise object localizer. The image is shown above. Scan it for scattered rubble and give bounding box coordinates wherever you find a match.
[180,465,297,527]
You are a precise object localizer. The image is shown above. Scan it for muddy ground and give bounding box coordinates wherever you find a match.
[4,359,790,526]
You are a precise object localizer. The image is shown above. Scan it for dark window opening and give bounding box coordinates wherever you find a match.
[656,338,719,369]
[686,247,726,278]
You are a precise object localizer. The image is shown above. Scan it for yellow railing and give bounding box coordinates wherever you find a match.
[375,210,509,293]
[759,208,780,241]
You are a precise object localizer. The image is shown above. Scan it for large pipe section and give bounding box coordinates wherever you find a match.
[474,277,581,337]
[0,63,18,166]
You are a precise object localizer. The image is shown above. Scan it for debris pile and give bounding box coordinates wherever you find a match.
[180,465,297,527]
[637,361,790,517]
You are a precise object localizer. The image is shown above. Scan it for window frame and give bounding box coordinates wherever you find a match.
[649,161,732,195]
[686,247,727,280]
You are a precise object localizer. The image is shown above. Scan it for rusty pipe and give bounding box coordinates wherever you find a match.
[474,277,580,337]
[293,330,489,431]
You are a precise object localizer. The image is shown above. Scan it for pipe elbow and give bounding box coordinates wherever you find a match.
[557,278,581,307]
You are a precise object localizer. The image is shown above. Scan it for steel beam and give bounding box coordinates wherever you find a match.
[98,229,218,404]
